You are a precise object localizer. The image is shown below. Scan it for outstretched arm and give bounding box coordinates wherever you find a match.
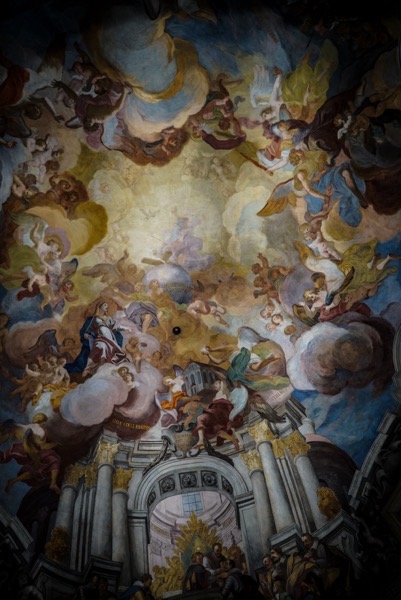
[51,80,78,103]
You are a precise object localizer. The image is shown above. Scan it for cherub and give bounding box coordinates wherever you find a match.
[16,264,54,309]
[144,346,173,374]
[266,312,285,332]
[300,215,342,261]
[49,278,79,315]
[155,371,189,427]
[186,298,229,326]
[117,366,137,389]
[253,276,280,301]
[124,337,144,372]
[251,253,270,279]
[11,172,39,205]
[49,357,70,387]
[30,220,62,266]
[44,357,77,412]
[259,299,279,321]
[161,373,188,410]
[148,278,175,307]
[10,363,44,413]
[40,354,60,387]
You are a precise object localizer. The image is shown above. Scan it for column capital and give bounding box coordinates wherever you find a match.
[95,440,119,465]
[113,467,133,492]
[284,430,310,457]
[241,449,263,472]
[84,463,98,488]
[271,437,286,458]
[62,464,85,488]
[248,420,274,444]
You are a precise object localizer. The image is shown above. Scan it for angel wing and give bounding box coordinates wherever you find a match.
[228,384,249,421]
[23,329,59,361]
[250,64,272,108]
[10,213,48,248]
[293,241,354,304]
[292,304,319,327]
[154,390,178,423]
[237,326,268,349]
[60,258,78,280]
[250,396,286,423]
[173,365,185,379]
[257,178,298,218]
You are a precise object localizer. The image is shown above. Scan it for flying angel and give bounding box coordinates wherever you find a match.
[228,383,249,421]
[293,240,355,305]
[250,64,273,108]
[0,414,61,494]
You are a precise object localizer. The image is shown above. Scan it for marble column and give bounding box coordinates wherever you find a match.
[54,464,83,532]
[91,441,119,558]
[80,464,98,569]
[241,449,275,546]
[112,467,133,586]
[286,431,328,530]
[128,511,149,577]
[68,463,99,571]
[248,421,293,531]
[45,464,83,567]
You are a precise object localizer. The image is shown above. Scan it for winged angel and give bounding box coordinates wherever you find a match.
[0,413,61,494]
[257,148,366,229]
[0,213,78,313]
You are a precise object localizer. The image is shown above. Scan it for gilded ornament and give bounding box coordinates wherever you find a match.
[317,486,341,520]
[248,420,274,443]
[44,527,70,563]
[96,441,119,464]
[241,449,262,471]
[113,467,133,491]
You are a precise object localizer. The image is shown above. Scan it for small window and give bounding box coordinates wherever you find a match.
[182,492,203,516]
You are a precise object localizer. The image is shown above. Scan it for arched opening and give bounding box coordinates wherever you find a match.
[129,453,258,594]
[148,489,245,597]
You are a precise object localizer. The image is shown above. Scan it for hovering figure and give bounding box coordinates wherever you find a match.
[293,240,355,305]
[201,326,289,392]
[191,378,245,451]
[0,413,61,494]
[155,369,188,426]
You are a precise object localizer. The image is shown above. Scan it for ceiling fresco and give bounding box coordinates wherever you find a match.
[0,0,401,598]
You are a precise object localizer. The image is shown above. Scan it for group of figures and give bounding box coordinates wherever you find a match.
[70,538,353,600]
[0,0,401,598]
